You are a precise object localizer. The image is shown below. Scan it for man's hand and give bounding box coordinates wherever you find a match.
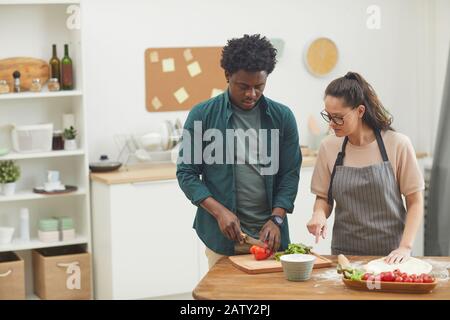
[259,220,281,253]
[200,197,243,243]
[216,208,243,243]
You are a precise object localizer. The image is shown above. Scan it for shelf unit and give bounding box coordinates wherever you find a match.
[0,1,91,299]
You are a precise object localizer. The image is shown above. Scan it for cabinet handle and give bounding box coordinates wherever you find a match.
[0,270,12,277]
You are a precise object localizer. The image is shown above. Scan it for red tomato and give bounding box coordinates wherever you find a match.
[395,276,404,282]
[414,278,424,283]
[401,273,408,278]
[362,273,371,281]
[403,277,413,283]
[410,274,417,280]
[422,275,434,283]
[385,272,395,282]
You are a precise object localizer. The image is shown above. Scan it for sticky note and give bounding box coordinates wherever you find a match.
[149,51,159,63]
[162,58,175,72]
[152,96,163,110]
[187,61,202,77]
[183,49,193,62]
[174,87,189,104]
[211,88,224,98]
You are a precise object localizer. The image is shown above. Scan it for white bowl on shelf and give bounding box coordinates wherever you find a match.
[0,227,15,244]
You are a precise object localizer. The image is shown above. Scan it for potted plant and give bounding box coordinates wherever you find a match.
[63,126,77,150]
[0,160,21,196]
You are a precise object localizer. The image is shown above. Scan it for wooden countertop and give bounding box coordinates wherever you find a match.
[90,156,318,185]
[193,255,450,300]
[90,163,177,185]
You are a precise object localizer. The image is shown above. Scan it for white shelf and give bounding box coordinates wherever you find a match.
[0,149,84,160]
[0,188,86,202]
[0,235,88,253]
[0,89,82,101]
[0,0,79,5]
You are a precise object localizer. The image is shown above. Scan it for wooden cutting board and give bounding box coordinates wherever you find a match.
[229,252,333,274]
[0,57,50,91]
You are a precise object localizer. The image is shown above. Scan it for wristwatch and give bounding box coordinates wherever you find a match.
[270,215,284,228]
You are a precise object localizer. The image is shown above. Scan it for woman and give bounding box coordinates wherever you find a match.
[307,72,424,264]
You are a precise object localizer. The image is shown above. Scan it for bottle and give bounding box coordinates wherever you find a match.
[61,44,74,90]
[12,70,21,93]
[49,44,61,83]
[19,208,30,242]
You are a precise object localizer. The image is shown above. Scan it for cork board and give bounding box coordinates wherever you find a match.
[145,47,228,112]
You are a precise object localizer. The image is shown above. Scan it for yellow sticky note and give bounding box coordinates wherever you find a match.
[152,96,163,110]
[187,61,202,78]
[174,87,189,104]
[183,49,193,62]
[162,58,175,72]
[149,51,159,63]
[211,88,224,98]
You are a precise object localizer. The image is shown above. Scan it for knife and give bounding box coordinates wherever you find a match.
[240,233,266,248]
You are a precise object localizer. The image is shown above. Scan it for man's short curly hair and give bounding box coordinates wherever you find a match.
[220,34,277,75]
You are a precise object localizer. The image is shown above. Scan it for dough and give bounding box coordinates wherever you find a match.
[364,257,432,275]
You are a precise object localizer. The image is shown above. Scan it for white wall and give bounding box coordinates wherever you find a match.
[432,0,450,152]
[82,0,443,162]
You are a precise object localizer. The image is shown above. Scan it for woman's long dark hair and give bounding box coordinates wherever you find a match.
[325,71,393,131]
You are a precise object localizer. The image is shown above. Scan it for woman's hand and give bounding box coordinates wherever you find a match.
[385,246,412,264]
[307,212,327,244]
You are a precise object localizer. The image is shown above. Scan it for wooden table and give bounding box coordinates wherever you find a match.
[193,255,450,300]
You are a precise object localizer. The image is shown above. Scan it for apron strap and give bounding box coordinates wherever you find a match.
[374,129,389,162]
[327,137,348,205]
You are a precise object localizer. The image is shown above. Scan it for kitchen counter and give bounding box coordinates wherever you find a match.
[90,156,318,185]
[192,255,450,300]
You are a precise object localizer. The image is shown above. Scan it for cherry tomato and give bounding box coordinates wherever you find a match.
[414,278,424,283]
[395,276,403,282]
[383,272,395,282]
[362,273,371,281]
[423,275,434,283]
[403,277,413,283]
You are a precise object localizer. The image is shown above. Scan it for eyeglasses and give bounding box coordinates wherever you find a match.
[320,109,355,125]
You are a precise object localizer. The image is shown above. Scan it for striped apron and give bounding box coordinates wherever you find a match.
[328,130,406,256]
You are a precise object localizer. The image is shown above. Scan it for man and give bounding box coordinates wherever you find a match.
[177,34,301,269]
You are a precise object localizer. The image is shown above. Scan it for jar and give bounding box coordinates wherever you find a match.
[30,78,42,92]
[0,80,9,94]
[52,130,64,150]
[48,78,60,91]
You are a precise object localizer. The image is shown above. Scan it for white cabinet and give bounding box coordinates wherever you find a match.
[91,179,201,299]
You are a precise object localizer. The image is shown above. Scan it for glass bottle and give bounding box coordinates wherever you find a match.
[61,44,74,90]
[49,44,61,83]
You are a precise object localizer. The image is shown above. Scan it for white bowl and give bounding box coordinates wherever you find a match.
[0,227,15,244]
[280,254,316,281]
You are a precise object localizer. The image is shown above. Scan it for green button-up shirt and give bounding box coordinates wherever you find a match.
[176,91,302,255]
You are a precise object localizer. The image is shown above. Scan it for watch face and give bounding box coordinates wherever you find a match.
[273,216,283,225]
